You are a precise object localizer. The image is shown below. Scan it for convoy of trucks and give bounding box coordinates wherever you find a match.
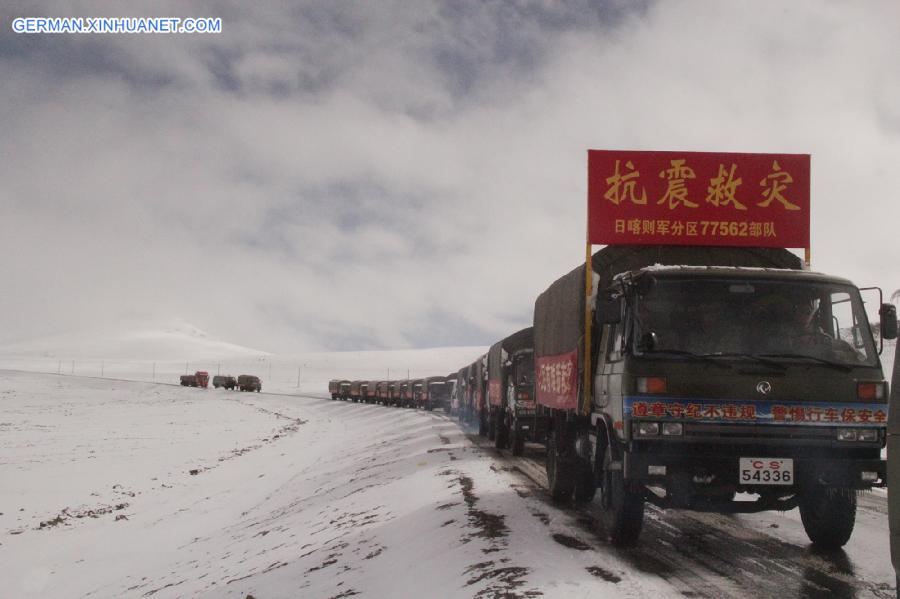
[182,372,260,392]
[177,149,900,557]
[326,244,896,551]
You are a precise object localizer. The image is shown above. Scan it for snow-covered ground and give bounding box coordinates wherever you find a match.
[1,325,896,598]
[1,370,679,598]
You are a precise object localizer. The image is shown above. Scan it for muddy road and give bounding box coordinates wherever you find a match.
[468,433,896,599]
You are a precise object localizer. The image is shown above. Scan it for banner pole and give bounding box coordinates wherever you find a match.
[805,246,811,269]
[583,240,593,417]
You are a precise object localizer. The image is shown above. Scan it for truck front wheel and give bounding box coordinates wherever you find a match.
[510,419,525,456]
[798,487,856,550]
[547,430,575,503]
[494,415,508,450]
[598,450,644,546]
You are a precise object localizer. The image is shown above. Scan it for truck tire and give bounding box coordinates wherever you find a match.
[478,411,488,437]
[510,419,525,456]
[487,412,497,441]
[494,416,508,450]
[598,450,644,546]
[798,487,856,550]
[573,459,596,503]
[546,430,575,503]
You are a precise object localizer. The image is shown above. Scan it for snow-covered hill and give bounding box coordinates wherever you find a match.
[0,318,270,362]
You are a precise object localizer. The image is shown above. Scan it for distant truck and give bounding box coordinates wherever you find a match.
[376,380,390,404]
[535,244,895,548]
[212,375,236,390]
[329,379,341,400]
[419,376,448,411]
[350,380,364,402]
[180,371,209,388]
[486,327,537,455]
[237,374,262,392]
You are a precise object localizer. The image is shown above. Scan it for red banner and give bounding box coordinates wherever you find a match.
[489,379,503,407]
[535,351,578,410]
[588,150,810,248]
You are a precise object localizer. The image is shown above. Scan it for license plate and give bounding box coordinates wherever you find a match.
[739,457,794,485]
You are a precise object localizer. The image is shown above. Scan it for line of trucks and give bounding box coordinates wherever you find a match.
[330,244,897,550]
[180,371,262,392]
[328,376,452,411]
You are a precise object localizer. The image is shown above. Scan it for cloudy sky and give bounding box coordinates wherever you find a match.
[2,1,899,353]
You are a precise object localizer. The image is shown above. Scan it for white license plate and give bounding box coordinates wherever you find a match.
[739,457,794,485]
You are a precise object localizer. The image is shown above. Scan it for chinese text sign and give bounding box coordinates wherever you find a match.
[588,150,810,247]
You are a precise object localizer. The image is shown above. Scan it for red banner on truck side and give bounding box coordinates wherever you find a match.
[535,350,579,410]
[489,379,503,407]
[588,150,810,248]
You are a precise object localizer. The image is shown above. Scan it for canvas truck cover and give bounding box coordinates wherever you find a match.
[533,245,802,410]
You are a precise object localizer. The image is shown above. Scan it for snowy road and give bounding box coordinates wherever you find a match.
[1,370,896,598]
[473,439,896,598]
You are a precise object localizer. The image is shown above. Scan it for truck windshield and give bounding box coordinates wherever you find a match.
[515,353,534,385]
[633,277,877,367]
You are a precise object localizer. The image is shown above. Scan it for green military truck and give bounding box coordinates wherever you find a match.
[535,244,895,548]
[487,327,536,453]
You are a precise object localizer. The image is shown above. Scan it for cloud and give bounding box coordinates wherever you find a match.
[2,0,899,352]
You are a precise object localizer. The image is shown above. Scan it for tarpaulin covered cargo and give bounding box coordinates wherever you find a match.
[533,245,802,410]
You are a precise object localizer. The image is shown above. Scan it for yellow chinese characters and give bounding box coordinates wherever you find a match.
[758,160,800,211]
[604,160,647,205]
[706,163,746,210]
[658,159,698,209]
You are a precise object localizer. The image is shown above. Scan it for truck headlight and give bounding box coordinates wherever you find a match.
[836,429,858,441]
[635,422,659,436]
[857,429,878,442]
[662,422,683,436]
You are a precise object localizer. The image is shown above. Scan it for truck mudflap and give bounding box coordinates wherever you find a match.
[624,452,886,490]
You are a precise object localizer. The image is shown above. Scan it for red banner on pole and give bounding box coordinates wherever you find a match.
[588,150,810,248]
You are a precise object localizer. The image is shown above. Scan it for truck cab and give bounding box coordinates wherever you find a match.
[590,266,892,547]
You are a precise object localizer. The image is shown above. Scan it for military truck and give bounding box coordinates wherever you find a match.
[535,244,895,548]
[213,375,237,390]
[363,381,378,403]
[376,380,390,404]
[486,328,536,451]
[238,374,262,392]
[338,379,351,400]
[486,328,538,456]
[411,379,424,408]
[471,355,488,436]
[453,367,468,420]
[388,381,402,407]
[180,371,209,388]
[328,379,341,400]
[444,374,458,414]
[420,376,449,411]
[349,380,364,402]
[458,365,473,423]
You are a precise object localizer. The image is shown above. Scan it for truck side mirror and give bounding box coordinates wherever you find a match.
[596,297,622,324]
[881,303,898,340]
[637,331,658,352]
